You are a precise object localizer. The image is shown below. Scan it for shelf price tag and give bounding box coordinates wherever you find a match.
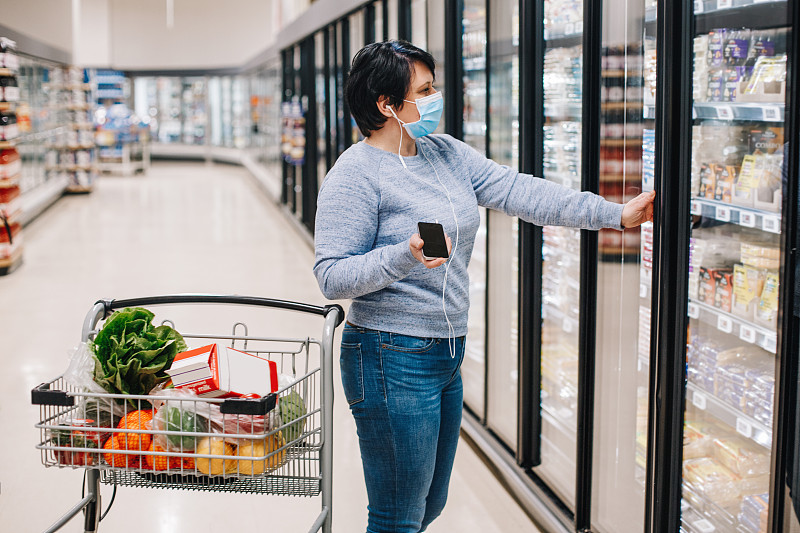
[762,106,781,122]
[565,23,575,35]
[694,0,704,12]
[640,284,648,298]
[692,390,708,410]
[688,302,700,319]
[739,325,757,344]
[691,200,703,216]
[717,0,732,8]
[717,314,733,334]
[575,21,583,34]
[716,205,731,222]
[762,216,780,234]
[717,105,735,120]
[736,417,753,439]
[739,211,756,228]
[763,335,777,353]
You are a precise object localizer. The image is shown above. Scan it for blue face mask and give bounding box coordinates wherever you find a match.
[389,91,443,139]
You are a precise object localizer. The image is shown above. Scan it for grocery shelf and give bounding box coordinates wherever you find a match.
[688,299,778,354]
[696,0,790,32]
[646,0,789,28]
[600,138,643,147]
[645,103,785,122]
[691,197,782,233]
[693,102,785,122]
[686,382,772,449]
[601,101,644,110]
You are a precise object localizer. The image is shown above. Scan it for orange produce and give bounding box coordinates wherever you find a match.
[145,441,196,471]
[117,409,153,452]
[103,435,140,468]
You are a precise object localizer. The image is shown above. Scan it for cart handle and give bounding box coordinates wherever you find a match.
[98,295,345,327]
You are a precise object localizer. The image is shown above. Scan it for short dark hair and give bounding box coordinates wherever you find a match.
[345,40,436,137]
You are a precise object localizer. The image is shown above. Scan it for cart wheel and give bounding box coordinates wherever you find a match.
[83,469,101,533]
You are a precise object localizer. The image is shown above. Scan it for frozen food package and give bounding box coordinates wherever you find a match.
[713,269,733,312]
[739,493,769,533]
[712,437,770,478]
[683,457,741,511]
[733,155,758,207]
[684,420,724,459]
[754,152,783,212]
[754,272,779,328]
[732,264,767,319]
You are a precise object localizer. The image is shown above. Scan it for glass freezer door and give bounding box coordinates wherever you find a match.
[534,0,585,509]
[682,1,789,531]
[461,0,488,420]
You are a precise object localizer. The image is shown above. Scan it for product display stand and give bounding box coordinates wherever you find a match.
[44,67,98,194]
[0,37,23,275]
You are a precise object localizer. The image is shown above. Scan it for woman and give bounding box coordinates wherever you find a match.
[313,40,655,533]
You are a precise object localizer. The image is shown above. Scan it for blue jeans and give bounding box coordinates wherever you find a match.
[340,323,466,533]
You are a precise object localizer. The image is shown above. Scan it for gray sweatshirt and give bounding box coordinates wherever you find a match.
[313,134,624,338]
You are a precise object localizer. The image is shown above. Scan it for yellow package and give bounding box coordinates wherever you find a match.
[733,155,759,207]
[733,264,766,319]
[713,437,770,478]
[755,272,780,328]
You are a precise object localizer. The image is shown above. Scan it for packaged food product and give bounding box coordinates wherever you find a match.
[699,266,716,305]
[683,457,741,511]
[0,111,17,141]
[733,155,758,207]
[713,437,770,478]
[739,493,768,533]
[714,165,735,203]
[684,420,724,459]
[732,264,766,319]
[714,269,733,312]
[699,164,716,199]
[754,272,779,328]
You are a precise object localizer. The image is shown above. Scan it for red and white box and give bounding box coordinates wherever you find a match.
[166,343,278,398]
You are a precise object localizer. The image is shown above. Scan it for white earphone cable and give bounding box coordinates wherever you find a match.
[418,141,459,359]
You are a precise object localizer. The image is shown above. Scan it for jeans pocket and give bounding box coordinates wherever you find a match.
[340,342,365,406]
[382,333,437,354]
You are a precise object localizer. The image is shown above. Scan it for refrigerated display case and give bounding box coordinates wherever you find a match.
[535,0,584,507]
[590,3,653,532]
[484,0,520,451]
[461,0,488,422]
[679,2,790,531]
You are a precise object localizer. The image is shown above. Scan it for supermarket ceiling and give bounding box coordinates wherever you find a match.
[0,0,314,70]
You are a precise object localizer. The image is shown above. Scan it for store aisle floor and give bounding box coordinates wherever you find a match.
[0,162,538,533]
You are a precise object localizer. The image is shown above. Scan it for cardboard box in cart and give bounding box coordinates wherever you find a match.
[166,343,279,398]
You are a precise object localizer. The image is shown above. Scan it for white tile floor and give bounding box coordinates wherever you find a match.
[0,162,538,532]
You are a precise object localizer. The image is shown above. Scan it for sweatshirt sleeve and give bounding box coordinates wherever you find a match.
[458,140,625,230]
[313,163,420,300]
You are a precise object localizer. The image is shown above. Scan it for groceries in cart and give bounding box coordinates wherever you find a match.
[50,306,309,477]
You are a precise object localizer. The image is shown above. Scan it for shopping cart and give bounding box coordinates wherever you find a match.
[31,295,343,533]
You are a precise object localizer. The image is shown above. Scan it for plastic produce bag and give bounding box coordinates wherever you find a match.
[62,342,127,422]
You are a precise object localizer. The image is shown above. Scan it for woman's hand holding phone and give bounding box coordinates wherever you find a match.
[410,232,452,269]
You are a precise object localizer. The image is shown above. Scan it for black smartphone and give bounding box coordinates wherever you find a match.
[418,222,449,259]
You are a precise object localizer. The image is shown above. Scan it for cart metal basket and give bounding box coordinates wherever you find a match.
[32,295,343,533]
